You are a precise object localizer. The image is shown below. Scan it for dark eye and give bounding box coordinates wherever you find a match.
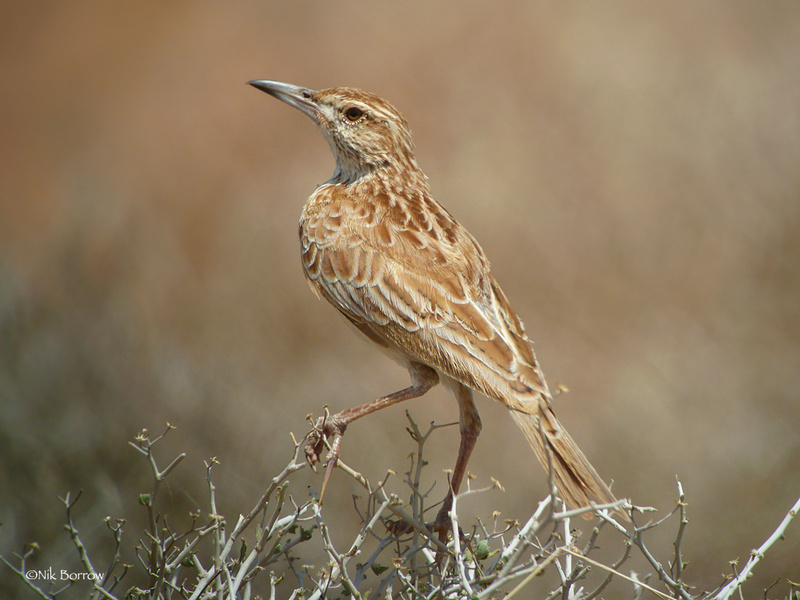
[344,106,364,121]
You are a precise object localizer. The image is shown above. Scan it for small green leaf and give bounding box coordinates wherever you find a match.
[370,563,389,575]
[474,540,491,560]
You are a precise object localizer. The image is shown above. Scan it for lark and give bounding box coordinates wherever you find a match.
[249,80,622,525]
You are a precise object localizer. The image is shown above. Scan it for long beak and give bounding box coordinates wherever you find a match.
[248,80,321,121]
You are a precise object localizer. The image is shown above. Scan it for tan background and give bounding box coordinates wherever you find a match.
[2,2,799,596]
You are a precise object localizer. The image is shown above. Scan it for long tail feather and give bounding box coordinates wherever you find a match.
[508,405,627,520]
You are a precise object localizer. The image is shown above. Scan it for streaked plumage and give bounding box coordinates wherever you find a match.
[249,80,622,520]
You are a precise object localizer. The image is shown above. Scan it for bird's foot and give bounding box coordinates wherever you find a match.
[384,506,461,543]
[432,502,458,545]
[304,412,348,500]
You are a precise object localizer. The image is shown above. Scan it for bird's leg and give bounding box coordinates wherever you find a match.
[305,362,438,500]
[435,383,482,540]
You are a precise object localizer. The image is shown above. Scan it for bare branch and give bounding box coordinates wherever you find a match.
[714,493,800,600]
[5,417,799,600]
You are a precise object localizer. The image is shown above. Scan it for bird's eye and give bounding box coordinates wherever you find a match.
[344,106,364,121]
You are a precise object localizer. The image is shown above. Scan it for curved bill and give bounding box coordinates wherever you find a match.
[248,80,321,121]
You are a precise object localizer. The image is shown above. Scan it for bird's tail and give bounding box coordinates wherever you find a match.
[507,402,627,520]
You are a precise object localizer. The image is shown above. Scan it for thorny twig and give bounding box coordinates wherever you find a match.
[713,493,800,600]
[3,416,800,600]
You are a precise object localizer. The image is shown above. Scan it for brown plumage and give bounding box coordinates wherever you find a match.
[249,80,623,522]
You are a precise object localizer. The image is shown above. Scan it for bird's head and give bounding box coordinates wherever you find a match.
[249,80,418,181]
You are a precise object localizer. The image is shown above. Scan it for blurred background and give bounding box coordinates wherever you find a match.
[2,1,799,597]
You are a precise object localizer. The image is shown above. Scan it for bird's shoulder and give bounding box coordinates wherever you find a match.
[300,181,489,290]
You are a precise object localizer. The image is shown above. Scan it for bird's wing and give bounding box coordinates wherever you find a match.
[300,188,549,408]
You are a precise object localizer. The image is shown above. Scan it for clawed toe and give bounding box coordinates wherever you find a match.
[304,430,325,471]
[432,506,454,541]
[384,511,458,542]
[432,498,469,545]
[304,414,347,500]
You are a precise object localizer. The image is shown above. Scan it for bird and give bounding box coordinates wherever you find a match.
[248,79,624,527]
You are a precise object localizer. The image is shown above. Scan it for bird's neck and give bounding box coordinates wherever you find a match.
[329,155,430,195]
